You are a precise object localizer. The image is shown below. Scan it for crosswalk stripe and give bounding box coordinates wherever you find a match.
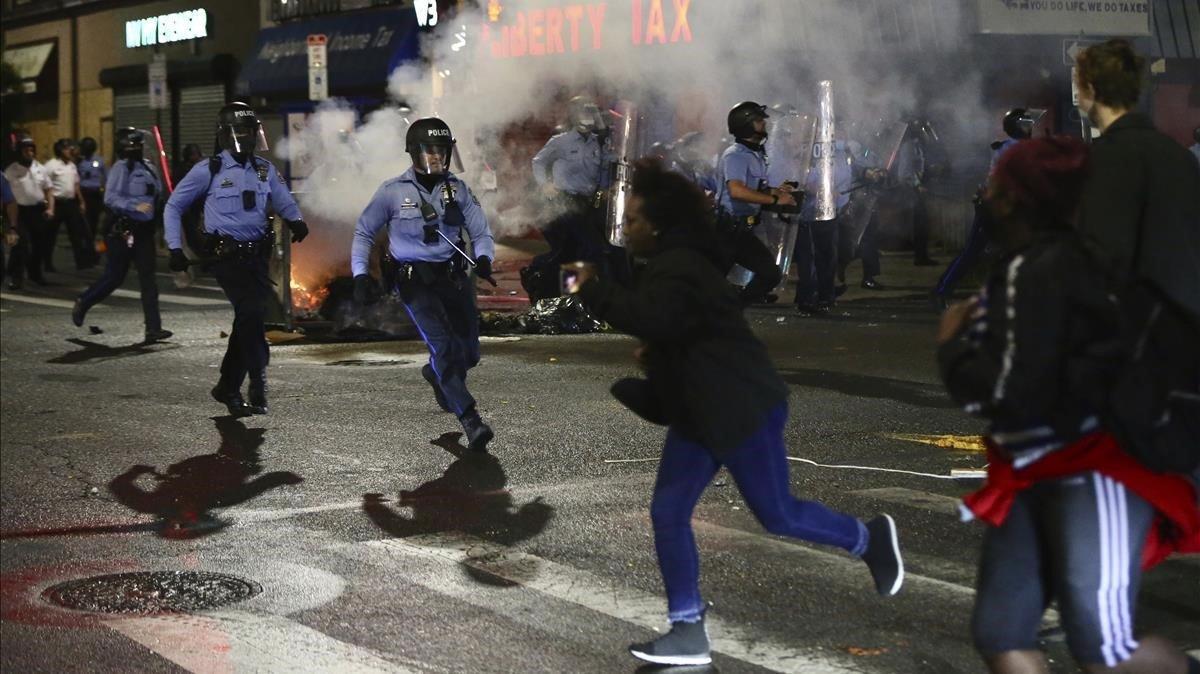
[109,288,227,306]
[107,609,418,674]
[0,293,104,310]
[365,533,861,674]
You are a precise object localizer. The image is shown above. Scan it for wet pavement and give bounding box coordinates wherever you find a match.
[2,251,1197,673]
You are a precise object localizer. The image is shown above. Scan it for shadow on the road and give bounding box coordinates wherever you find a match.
[362,432,555,554]
[778,368,956,409]
[47,337,180,365]
[106,416,303,539]
[634,664,719,673]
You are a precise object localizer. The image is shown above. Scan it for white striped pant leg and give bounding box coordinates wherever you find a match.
[1045,472,1154,668]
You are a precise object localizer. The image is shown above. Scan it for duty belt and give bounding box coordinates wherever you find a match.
[381,254,467,287]
[205,232,272,260]
[717,211,760,233]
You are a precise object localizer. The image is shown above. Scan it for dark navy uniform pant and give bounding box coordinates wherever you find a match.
[399,272,480,419]
[210,255,271,389]
[794,219,839,306]
[78,222,161,331]
[718,221,782,305]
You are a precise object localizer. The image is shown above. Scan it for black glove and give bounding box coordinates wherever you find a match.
[475,256,497,287]
[354,274,379,305]
[286,219,309,243]
[168,249,189,272]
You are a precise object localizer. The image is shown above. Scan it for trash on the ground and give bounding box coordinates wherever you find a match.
[480,295,606,335]
[549,357,558,362]
[219,331,229,338]
[950,468,988,479]
[731,506,741,511]
[265,330,305,344]
[88,486,99,495]
[508,290,519,296]
[776,316,786,323]
[713,478,727,487]
[89,326,103,334]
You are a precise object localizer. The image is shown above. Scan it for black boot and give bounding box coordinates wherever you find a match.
[460,411,494,452]
[211,378,252,418]
[72,298,86,327]
[247,373,268,415]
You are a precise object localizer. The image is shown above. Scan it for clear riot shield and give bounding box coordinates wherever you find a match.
[840,119,909,249]
[605,100,639,248]
[810,80,837,222]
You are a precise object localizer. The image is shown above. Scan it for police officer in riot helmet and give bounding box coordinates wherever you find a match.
[1002,107,1043,141]
[72,127,171,342]
[164,102,309,417]
[352,117,498,452]
[525,95,617,301]
[714,101,796,305]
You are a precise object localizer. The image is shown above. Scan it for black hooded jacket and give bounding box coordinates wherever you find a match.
[578,228,789,455]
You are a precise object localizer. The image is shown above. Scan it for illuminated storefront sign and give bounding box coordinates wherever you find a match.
[480,0,692,58]
[125,9,209,49]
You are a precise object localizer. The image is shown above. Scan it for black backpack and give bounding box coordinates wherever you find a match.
[1101,278,1200,474]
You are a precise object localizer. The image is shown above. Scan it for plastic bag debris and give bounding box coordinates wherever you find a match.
[480,295,607,335]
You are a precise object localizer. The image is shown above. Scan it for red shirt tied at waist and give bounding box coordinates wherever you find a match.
[962,431,1200,569]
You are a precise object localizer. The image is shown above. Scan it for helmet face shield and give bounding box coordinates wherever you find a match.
[571,103,604,134]
[411,142,462,175]
[222,121,269,155]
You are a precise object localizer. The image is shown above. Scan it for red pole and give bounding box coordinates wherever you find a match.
[152,125,174,193]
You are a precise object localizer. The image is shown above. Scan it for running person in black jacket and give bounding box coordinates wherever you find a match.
[571,160,904,666]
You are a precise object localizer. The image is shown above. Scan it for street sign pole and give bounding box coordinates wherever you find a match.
[307,34,328,102]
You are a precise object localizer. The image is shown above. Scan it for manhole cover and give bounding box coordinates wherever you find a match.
[43,571,261,614]
[324,359,412,366]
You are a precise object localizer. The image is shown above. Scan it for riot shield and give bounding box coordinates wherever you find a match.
[810,80,837,222]
[605,100,639,248]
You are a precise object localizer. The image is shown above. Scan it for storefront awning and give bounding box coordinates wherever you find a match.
[236,9,420,100]
[3,42,55,94]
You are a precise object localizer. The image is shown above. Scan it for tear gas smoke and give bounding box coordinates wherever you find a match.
[279,0,995,287]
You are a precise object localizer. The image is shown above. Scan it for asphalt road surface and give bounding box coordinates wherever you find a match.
[2,262,1197,674]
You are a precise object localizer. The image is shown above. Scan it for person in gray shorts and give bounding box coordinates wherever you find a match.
[937,135,1200,674]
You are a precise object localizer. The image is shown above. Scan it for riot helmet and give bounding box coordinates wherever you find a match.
[1002,108,1046,140]
[727,101,769,140]
[567,96,604,135]
[405,117,462,175]
[216,102,268,159]
[673,131,705,165]
[115,127,145,160]
[79,136,98,157]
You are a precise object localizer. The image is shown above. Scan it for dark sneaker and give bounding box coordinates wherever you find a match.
[862,514,904,596]
[462,414,494,453]
[72,298,86,327]
[247,379,269,415]
[629,617,711,666]
[422,364,453,413]
[143,328,173,343]
[211,385,252,418]
[796,303,829,316]
[861,277,886,290]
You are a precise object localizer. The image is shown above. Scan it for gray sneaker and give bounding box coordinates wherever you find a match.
[629,616,711,666]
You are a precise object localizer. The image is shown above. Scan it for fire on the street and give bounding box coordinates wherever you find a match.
[290,277,330,317]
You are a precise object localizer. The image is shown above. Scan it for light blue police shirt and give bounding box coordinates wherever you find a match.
[351,167,495,277]
[164,151,301,250]
[78,156,107,191]
[104,159,161,223]
[531,131,610,196]
[715,141,768,217]
[989,138,1019,174]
